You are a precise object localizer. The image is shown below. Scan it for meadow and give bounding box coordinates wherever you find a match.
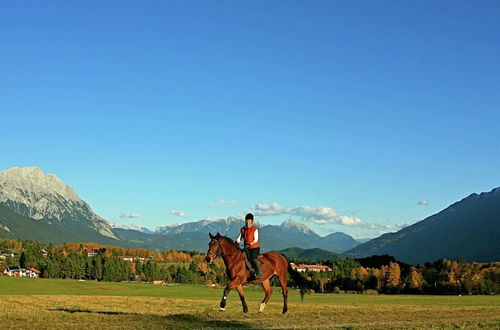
[1,276,499,329]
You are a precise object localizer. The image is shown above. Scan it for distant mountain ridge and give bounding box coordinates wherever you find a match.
[113,217,361,253]
[344,187,500,264]
[0,167,361,252]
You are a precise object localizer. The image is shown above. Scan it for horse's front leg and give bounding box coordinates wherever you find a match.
[219,278,243,312]
[235,284,248,313]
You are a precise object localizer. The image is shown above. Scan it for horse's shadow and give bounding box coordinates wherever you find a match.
[49,308,254,329]
[49,308,127,315]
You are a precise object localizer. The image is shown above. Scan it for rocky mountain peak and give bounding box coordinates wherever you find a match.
[0,167,80,204]
[0,166,117,239]
[280,219,313,233]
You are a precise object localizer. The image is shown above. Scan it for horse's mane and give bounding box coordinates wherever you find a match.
[218,235,242,251]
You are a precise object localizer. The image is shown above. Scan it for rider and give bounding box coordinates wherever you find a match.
[236,213,261,279]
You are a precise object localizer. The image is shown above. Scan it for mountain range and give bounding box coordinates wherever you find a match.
[1,166,498,264]
[113,217,361,253]
[344,187,500,264]
[0,167,361,253]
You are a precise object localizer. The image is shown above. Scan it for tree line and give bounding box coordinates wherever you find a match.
[290,256,499,295]
[1,239,498,294]
[0,239,226,284]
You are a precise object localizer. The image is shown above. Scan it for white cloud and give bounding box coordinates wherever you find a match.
[252,202,289,216]
[293,207,364,227]
[418,200,429,206]
[338,215,364,226]
[291,206,338,220]
[169,210,186,218]
[250,202,397,231]
[120,212,141,219]
[220,199,238,206]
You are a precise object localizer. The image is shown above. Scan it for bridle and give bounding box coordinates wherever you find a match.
[208,238,242,258]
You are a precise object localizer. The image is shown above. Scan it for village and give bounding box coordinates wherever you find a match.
[1,246,331,280]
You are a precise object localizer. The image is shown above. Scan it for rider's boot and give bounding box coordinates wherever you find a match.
[253,259,261,280]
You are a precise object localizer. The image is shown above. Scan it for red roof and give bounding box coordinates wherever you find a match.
[290,263,332,272]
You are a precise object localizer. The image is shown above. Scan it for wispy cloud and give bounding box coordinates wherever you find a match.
[220,199,238,206]
[252,202,288,216]
[291,206,364,227]
[120,212,141,219]
[169,210,186,217]
[251,202,398,231]
[418,200,429,206]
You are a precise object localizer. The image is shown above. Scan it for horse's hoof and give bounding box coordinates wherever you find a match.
[258,303,266,313]
[219,308,225,312]
[243,308,248,313]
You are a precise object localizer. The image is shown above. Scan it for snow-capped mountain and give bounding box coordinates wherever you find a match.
[0,166,362,253]
[280,218,316,234]
[156,216,246,235]
[113,216,361,253]
[108,222,154,234]
[0,167,117,240]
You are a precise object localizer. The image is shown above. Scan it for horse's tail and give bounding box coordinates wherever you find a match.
[284,255,312,301]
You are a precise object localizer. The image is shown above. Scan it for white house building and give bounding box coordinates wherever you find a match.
[3,266,41,278]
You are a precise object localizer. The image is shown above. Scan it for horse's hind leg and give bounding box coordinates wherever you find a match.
[259,279,272,313]
[278,274,288,314]
[235,284,249,313]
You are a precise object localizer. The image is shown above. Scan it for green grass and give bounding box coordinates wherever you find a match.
[1,276,499,329]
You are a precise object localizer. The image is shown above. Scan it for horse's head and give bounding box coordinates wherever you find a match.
[205,232,222,264]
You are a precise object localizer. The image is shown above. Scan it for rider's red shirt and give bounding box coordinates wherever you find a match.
[241,226,260,249]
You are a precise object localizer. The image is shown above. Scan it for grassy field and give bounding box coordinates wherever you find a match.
[1,277,499,329]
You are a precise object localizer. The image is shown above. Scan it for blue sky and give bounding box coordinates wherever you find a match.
[1,1,499,238]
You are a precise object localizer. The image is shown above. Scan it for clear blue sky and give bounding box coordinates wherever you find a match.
[1,1,499,238]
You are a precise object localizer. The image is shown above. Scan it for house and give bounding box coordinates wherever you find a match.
[1,249,16,258]
[290,263,332,273]
[3,265,23,277]
[3,266,41,278]
[120,256,135,262]
[85,248,97,257]
[26,268,41,278]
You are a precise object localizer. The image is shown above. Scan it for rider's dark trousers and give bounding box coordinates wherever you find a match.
[245,247,260,273]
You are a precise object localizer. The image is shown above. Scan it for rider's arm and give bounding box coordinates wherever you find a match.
[236,233,242,244]
[251,228,259,245]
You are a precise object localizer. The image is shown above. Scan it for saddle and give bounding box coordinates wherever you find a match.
[242,249,262,272]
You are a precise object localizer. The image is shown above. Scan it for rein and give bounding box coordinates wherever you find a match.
[210,239,243,258]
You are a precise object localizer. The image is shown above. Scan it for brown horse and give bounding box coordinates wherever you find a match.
[205,232,309,313]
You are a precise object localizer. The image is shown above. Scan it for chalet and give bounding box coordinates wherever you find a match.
[120,256,135,262]
[3,265,23,277]
[85,248,98,257]
[3,266,41,278]
[1,249,16,258]
[290,263,332,273]
[26,268,41,278]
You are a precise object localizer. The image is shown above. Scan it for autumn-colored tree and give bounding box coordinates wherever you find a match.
[384,262,401,293]
[408,267,424,291]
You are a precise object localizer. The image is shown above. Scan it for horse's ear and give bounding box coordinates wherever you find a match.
[209,233,214,240]
[216,232,220,238]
